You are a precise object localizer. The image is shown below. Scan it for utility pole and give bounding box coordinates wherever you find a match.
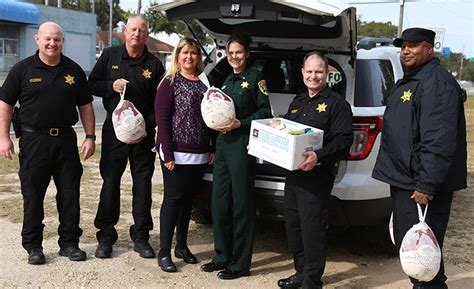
[397,0,405,37]
[459,45,465,80]
[138,0,142,14]
[109,0,113,47]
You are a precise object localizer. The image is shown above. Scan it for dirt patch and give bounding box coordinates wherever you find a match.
[1,96,474,287]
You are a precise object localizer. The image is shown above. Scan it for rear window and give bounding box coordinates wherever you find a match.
[354,59,395,107]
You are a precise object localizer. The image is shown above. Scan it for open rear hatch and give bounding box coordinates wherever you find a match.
[151,0,356,61]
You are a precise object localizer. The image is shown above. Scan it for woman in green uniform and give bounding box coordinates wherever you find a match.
[200,34,272,279]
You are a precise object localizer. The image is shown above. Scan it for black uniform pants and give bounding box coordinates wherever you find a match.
[158,161,206,255]
[19,130,83,252]
[94,118,155,245]
[284,168,334,289]
[391,186,453,289]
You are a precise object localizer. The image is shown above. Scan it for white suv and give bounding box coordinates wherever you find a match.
[152,0,404,250]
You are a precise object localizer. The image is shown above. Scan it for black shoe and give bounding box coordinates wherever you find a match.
[201,261,228,272]
[28,248,45,265]
[95,243,113,259]
[134,241,155,258]
[174,247,198,264]
[58,246,87,261]
[277,274,303,289]
[217,269,250,280]
[158,256,177,273]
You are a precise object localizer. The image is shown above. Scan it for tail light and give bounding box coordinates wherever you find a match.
[347,116,383,160]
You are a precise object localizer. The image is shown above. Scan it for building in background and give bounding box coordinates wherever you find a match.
[0,0,96,74]
[95,30,174,65]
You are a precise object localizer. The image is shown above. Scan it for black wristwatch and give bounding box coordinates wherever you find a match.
[85,134,96,141]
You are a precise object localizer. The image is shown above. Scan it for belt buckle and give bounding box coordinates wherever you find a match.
[50,128,59,136]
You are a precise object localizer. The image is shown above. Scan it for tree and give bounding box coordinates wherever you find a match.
[145,1,212,46]
[23,0,126,30]
[462,62,474,81]
[357,17,398,38]
[94,0,126,30]
[439,52,474,81]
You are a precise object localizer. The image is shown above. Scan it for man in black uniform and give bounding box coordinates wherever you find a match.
[372,28,467,288]
[278,52,353,289]
[89,14,165,259]
[0,22,95,265]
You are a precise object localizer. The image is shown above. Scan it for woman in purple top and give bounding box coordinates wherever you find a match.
[155,38,215,272]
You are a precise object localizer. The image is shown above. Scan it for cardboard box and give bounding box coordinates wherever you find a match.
[248,118,324,171]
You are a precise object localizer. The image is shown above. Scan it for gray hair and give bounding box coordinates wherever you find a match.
[126,14,149,31]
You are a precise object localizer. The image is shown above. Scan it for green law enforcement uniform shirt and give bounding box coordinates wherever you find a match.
[221,67,272,139]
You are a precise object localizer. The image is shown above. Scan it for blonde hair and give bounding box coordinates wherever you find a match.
[164,37,203,82]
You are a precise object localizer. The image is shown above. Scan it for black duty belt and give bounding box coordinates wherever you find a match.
[22,125,73,137]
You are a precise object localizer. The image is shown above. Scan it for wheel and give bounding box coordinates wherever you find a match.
[190,207,212,224]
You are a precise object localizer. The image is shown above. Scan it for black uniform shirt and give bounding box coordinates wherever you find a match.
[88,45,165,127]
[285,86,353,165]
[0,51,92,128]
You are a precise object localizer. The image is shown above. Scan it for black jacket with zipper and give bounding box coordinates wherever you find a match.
[372,57,467,194]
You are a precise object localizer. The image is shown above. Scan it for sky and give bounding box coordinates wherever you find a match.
[120,0,474,57]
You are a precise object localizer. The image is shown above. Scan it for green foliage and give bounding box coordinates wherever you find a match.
[145,1,212,45]
[23,0,126,30]
[439,52,474,81]
[462,62,474,81]
[94,0,126,30]
[357,17,398,38]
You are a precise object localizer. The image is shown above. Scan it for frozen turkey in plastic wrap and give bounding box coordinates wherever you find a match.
[399,203,441,282]
[201,87,235,130]
[112,83,147,144]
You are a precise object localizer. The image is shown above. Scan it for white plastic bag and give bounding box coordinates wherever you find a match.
[112,83,146,144]
[389,212,395,245]
[201,87,235,130]
[399,203,441,282]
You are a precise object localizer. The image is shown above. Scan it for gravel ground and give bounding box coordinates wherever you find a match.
[1,99,474,289]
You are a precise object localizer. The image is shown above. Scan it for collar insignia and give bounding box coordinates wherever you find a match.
[64,74,75,86]
[401,89,412,102]
[317,102,327,113]
[241,81,249,89]
[29,77,42,83]
[142,69,152,79]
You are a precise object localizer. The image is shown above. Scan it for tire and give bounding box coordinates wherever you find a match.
[190,207,212,224]
[347,222,398,255]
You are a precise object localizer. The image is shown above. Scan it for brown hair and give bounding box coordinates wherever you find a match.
[225,33,252,54]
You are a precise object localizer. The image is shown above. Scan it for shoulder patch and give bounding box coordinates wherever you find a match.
[258,79,269,96]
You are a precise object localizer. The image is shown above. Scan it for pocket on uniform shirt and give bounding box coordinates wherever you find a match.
[308,113,329,131]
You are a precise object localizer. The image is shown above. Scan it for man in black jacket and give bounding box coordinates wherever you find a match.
[89,15,165,259]
[372,28,467,288]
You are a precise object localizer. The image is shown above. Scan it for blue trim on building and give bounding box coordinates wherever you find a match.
[0,0,40,25]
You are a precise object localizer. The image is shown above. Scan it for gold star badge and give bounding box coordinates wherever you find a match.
[241,81,249,89]
[142,69,152,79]
[401,89,412,102]
[316,102,327,113]
[64,74,75,85]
